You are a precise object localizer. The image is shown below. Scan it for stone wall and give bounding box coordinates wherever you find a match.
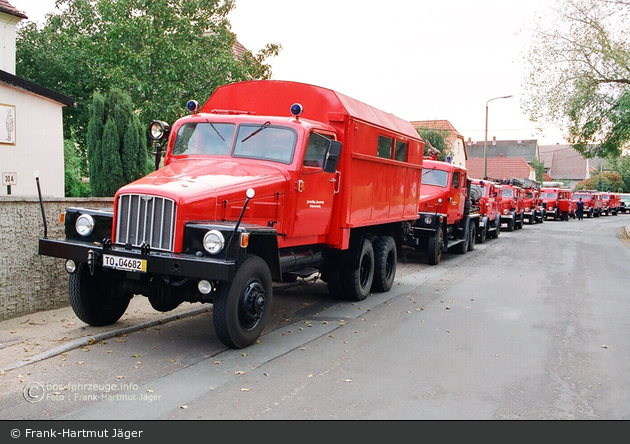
[0,196,113,320]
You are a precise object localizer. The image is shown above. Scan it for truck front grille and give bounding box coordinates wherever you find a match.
[116,194,176,252]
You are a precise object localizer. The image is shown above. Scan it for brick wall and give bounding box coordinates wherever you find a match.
[0,197,113,320]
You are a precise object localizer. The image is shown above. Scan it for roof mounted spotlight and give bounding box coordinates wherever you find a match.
[187,100,200,114]
[290,103,303,119]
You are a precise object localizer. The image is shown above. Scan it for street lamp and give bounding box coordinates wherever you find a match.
[484,95,513,179]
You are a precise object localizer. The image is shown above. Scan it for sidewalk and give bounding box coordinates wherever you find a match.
[0,297,209,373]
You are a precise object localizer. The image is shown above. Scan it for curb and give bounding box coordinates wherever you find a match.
[0,306,210,373]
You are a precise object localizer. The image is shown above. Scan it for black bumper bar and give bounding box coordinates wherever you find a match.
[39,238,238,282]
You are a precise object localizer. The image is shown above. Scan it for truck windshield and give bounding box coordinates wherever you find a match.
[502,188,514,198]
[573,194,590,200]
[421,169,448,187]
[471,184,486,197]
[172,122,235,156]
[541,192,558,199]
[233,124,297,164]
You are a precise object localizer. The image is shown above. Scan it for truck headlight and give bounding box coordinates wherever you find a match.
[503,209,508,215]
[423,215,433,225]
[75,214,95,237]
[203,230,225,254]
[149,120,170,141]
[548,206,554,211]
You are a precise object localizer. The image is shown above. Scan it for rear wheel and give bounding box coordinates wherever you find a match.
[69,263,131,326]
[372,236,397,293]
[478,223,487,244]
[342,237,375,301]
[467,223,476,251]
[213,255,272,349]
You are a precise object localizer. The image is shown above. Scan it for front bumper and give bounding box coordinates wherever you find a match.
[39,238,238,282]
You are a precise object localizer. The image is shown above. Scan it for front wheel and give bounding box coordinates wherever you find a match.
[427,228,444,265]
[213,255,273,349]
[478,223,487,244]
[372,236,397,293]
[69,263,131,326]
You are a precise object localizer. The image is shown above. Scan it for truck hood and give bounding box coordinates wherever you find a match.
[418,186,447,213]
[117,159,289,207]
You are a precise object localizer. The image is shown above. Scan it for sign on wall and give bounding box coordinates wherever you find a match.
[1,104,16,145]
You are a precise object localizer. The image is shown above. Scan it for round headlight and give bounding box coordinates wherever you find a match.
[423,215,433,225]
[203,230,225,255]
[503,209,509,215]
[149,120,170,141]
[75,214,95,237]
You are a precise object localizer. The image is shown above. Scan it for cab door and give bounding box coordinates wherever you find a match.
[292,131,338,239]
[447,170,465,221]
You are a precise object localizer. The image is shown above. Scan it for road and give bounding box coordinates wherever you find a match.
[2,215,630,420]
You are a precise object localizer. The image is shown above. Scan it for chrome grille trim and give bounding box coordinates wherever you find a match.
[116,194,176,252]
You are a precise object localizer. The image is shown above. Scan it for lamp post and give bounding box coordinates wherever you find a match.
[484,95,513,179]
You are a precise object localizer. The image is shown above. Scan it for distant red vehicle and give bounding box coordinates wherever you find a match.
[540,182,573,220]
[600,192,620,216]
[498,183,525,231]
[522,187,544,224]
[470,178,502,242]
[572,190,602,218]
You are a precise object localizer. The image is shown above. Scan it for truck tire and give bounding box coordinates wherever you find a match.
[478,223,487,244]
[467,223,476,251]
[68,263,131,327]
[506,217,515,232]
[213,255,273,349]
[372,236,397,293]
[427,228,444,265]
[342,237,375,301]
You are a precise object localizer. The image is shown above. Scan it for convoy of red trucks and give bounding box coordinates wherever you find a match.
[35,79,629,350]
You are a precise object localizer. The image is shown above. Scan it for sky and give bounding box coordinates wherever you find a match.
[10,0,568,146]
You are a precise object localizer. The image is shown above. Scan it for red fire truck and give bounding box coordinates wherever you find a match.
[523,186,544,224]
[414,160,480,265]
[600,192,620,215]
[37,80,426,349]
[498,181,525,231]
[541,182,573,220]
[571,190,602,218]
[470,178,501,242]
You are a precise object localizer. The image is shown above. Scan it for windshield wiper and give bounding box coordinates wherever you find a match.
[206,119,225,141]
[241,121,271,143]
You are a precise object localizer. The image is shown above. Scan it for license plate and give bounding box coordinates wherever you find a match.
[102,254,147,273]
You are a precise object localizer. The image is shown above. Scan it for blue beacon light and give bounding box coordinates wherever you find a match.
[187,100,200,114]
[290,103,303,118]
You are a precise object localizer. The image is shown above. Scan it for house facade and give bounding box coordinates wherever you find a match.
[411,120,467,167]
[539,144,606,190]
[0,1,73,198]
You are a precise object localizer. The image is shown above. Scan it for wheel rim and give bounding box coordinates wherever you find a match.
[238,279,267,330]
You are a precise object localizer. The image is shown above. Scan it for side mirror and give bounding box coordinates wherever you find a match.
[323,140,342,173]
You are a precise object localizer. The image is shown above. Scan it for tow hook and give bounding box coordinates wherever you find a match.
[87,249,95,276]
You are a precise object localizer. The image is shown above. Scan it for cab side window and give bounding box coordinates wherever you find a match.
[377,136,393,159]
[303,132,331,168]
[452,172,460,189]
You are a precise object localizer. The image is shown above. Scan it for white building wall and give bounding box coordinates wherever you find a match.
[0,84,65,198]
[0,13,19,74]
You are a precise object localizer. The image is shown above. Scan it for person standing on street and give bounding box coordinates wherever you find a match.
[576,197,584,220]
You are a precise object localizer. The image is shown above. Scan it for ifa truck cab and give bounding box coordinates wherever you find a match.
[600,192,620,215]
[413,159,480,265]
[523,186,543,224]
[470,178,501,242]
[498,181,525,231]
[541,182,573,220]
[37,80,425,349]
[571,190,602,218]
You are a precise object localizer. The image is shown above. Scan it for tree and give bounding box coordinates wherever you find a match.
[523,0,630,159]
[64,138,91,197]
[530,157,546,183]
[575,171,624,191]
[416,127,448,161]
[87,88,145,196]
[16,0,280,154]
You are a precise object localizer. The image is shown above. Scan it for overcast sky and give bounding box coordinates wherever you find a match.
[11,0,567,145]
